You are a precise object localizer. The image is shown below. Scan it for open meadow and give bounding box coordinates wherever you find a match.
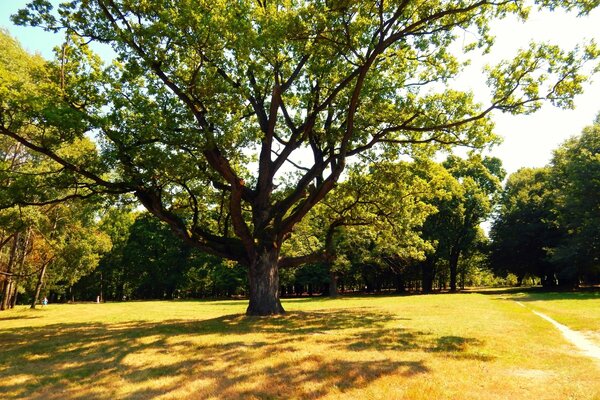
[1,292,600,400]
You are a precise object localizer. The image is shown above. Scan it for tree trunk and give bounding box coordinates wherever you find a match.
[422,261,434,294]
[328,269,339,298]
[10,281,18,308]
[99,271,103,302]
[1,281,13,311]
[1,234,19,311]
[30,262,48,309]
[395,274,405,294]
[449,248,460,293]
[10,229,30,309]
[246,247,285,316]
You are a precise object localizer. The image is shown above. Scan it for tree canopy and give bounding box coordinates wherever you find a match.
[491,115,600,287]
[489,167,561,286]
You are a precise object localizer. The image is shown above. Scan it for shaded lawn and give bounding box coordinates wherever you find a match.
[1,294,599,399]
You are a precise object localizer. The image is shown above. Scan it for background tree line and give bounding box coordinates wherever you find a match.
[0,144,508,303]
[490,114,600,288]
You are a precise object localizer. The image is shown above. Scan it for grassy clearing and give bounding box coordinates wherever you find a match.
[1,293,599,399]
[506,291,600,347]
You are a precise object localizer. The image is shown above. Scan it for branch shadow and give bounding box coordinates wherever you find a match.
[0,309,489,399]
[0,314,41,321]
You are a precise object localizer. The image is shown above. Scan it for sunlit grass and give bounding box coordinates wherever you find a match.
[1,293,599,399]
[507,291,600,347]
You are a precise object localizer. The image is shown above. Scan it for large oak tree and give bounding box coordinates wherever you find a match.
[1,1,598,314]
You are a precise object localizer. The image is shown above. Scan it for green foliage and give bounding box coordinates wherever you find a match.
[491,114,600,287]
[3,1,597,265]
[550,116,600,283]
[79,210,247,300]
[490,167,561,286]
[421,153,504,291]
[0,201,111,305]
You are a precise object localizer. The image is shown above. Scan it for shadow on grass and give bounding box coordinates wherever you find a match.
[0,309,488,399]
[0,314,41,321]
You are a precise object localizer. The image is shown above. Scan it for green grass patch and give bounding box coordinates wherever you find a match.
[1,293,599,399]
[506,290,600,347]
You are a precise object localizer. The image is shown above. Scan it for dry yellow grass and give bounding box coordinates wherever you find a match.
[1,293,599,399]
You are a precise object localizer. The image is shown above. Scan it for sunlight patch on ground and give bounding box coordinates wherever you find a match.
[510,368,556,379]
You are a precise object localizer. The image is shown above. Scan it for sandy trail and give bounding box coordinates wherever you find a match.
[516,301,600,361]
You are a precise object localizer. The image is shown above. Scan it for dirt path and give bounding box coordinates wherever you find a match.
[516,301,600,362]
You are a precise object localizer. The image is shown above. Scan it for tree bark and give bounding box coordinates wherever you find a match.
[395,274,405,294]
[449,248,460,293]
[10,281,18,309]
[99,271,103,302]
[422,261,434,294]
[10,229,30,308]
[1,234,19,311]
[30,262,48,309]
[1,281,13,311]
[246,246,285,316]
[328,269,339,298]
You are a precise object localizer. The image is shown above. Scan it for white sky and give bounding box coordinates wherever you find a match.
[1,1,599,176]
[476,8,600,174]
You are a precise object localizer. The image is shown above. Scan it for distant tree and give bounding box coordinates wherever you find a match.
[422,154,504,292]
[3,1,598,314]
[93,206,136,301]
[550,116,600,285]
[457,235,489,289]
[489,167,561,286]
[28,201,110,307]
[116,213,192,299]
[83,211,246,300]
[282,159,443,296]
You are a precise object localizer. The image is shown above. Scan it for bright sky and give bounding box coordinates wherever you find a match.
[1,1,599,176]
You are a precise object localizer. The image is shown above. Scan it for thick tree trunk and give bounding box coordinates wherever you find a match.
[449,248,460,293]
[30,262,48,309]
[246,247,285,316]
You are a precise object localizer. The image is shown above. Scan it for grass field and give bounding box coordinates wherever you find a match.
[508,290,600,347]
[1,292,599,399]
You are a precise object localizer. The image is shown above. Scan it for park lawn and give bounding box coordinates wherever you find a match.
[507,291,600,347]
[0,293,599,400]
